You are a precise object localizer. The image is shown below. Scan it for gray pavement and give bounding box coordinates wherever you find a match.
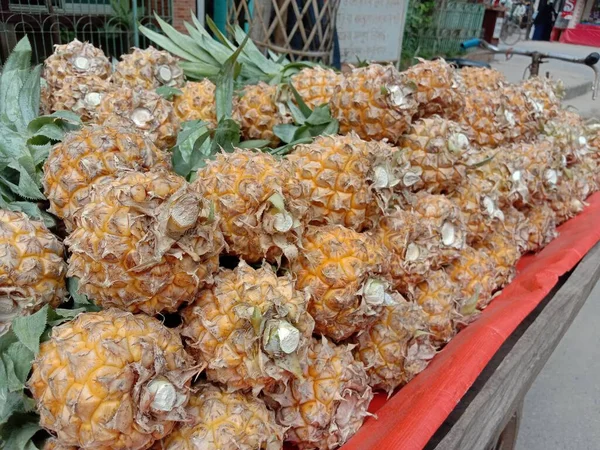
[515,280,600,450]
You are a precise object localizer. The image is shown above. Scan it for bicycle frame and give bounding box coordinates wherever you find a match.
[461,39,600,100]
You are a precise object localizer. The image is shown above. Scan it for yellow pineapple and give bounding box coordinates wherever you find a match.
[448,246,498,316]
[475,231,522,289]
[44,39,111,90]
[459,67,506,91]
[96,86,181,150]
[542,109,590,167]
[43,438,77,450]
[43,126,170,231]
[29,309,196,450]
[156,384,285,450]
[66,171,224,315]
[113,46,184,90]
[173,79,217,125]
[354,293,436,394]
[459,90,508,147]
[291,66,343,109]
[0,210,67,335]
[181,261,314,392]
[520,76,563,121]
[47,74,112,121]
[288,224,392,341]
[394,116,470,194]
[406,269,460,344]
[521,205,558,252]
[286,133,396,231]
[402,58,465,118]
[330,64,418,143]
[264,337,373,450]
[233,82,293,144]
[192,150,303,263]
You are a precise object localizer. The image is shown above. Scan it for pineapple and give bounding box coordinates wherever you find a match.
[475,232,522,289]
[542,109,590,167]
[43,125,170,231]
[291,66,343,109]
[0,210,67,335]
[173,79,217,126]
[233,82,293,144]
[520,77,563,121]
[451,174,505,245]
[406,269,460,344]
[374,194,467,291]
[521,205,558,252]
[394,116,470,194]
[288,224,392,341]
[96,86,181,150]
[181,261,314,393]
[264,337,373,450]
[43,439,77,450]
[448,246,498,315]
[286,133,396,231]
[459,67,506,91]
[40,79,52,115]
[44,39,111,90]
[192,150,303,263]
[330,64,417,143]
[402,58,465,118]
[157,383,285,450]
[29,309,196,450]
[354,293,436,394]
[500,85,540,143]
[113,46,184,90]
[47,75,112,121]
[66,171,224,315]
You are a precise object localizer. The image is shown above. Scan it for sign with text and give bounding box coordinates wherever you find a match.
[336,0,408,63]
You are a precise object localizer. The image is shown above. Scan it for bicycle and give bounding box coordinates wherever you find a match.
[458,38,600,100]
[500,2,528,46]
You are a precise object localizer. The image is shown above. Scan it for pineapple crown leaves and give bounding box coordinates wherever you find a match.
[156,85,183,100]
[139,13,319,85]
[0,37,81,222]
[272,84,339,155]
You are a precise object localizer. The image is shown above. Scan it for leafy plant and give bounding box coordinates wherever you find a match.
[400,0,437,69]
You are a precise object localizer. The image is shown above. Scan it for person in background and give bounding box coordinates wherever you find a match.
[533,0,558,41]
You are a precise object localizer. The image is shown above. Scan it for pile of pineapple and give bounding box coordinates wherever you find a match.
[2,17,600,450]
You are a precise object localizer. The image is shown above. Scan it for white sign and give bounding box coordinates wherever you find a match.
[493,17,504,39]
[336,0,409,64]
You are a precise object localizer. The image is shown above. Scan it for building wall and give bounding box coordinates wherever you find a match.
[173,0,197,31]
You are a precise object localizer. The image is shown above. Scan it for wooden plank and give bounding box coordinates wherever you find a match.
[429,242,600,450]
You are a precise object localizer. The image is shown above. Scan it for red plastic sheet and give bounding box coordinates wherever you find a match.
[559,24,600,47]
[341,192,600,450]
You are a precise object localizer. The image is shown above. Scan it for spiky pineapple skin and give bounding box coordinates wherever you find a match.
[402,59,465,118]
[475,232,522,290]
[286,133,394,231]
[44,39,111,90]
[406,269,461,344]
[29,309,196,450]
[330,64,418,143]
[264,338,373,450]
[193,150,302,263]
[288,224,390,341]
[96,87,181,150]
[233,82,293,144]
[291,66,343,109]
[173,80,217,125]
[47,75,112,121]
[155,384,285,450]
[66,171,224,315]
[0,210,67,335]
[354,293,436,394]
[113,46,184,90]
[43,126,170,231]
[181,261,314,392]
[394,116,470,194]
[459,67,506,91]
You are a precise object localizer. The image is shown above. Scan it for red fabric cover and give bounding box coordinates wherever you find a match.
[339,192,600,450]
[560,23,600,46]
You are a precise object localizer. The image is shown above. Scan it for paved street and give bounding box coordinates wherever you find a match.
[487,39,600,450]
[488,40,600,118]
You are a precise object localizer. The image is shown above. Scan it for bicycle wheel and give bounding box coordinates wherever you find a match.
[501,22,522,45]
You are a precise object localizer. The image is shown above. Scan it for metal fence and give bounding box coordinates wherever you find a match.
[415,0,485,57]
[0,0,173,65]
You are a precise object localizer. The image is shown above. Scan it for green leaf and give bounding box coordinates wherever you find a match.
[237,139,271,149]
[139,22,200,62]
[215,36,248,121]
[0,413,42,450]
[306,105,334,126]
[211,118,241,154]
[11,305,49,356]
[171,121,212,179]
[67,278,99,310]
[5,343,34,388]
[156,85,183,100]
[286,100,307,126]
[2,201,56,228]
[288,83,312,118]
[1,37,31,74]
[319,119,339,137]
[274,124,299,144]
[0,390,35,426]
[0,70,26,126]
[17,65,42,131]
